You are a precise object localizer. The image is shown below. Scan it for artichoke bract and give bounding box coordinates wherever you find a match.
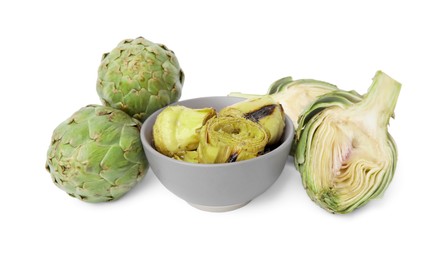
[153,106,216,157]
[197,117,269,163]
[45,105,149,202]
[230,77,337,129]
[219,96,285,145]
[294,71,401,214]
[97,37,184,122]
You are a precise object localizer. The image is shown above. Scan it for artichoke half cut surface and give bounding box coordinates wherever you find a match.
[295,71,401,214]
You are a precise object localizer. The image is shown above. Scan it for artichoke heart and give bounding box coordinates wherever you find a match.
[153,106,216,157]
[197,117,269,164]
[219,96,285,145]
[295,71,401,214]
[173,151,199,163]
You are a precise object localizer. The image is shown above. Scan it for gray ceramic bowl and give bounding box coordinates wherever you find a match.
[140,96,294,212]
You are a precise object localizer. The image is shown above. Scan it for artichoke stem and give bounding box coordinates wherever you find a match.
[357,71,401,127]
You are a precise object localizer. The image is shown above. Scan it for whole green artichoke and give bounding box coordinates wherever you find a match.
[97,37,184,122]
[45,105,149,202]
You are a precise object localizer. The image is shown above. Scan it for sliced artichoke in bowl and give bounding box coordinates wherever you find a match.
[294,71,401,214]
[173,151,199,163]
[153,105,216,157]
[219,96,285,145]
[197,117,269,164]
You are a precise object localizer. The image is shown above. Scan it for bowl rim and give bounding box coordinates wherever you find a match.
[140,96,295,168]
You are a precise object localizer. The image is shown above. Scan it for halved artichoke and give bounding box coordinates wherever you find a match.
[294,71,401,214]
[197,117,269,163]
[153,106,216,157]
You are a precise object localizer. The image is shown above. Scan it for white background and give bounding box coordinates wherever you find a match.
[1,0,447,259]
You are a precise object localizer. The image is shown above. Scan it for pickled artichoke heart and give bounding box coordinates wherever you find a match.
[219,96,285,145]
[197,117,269,163]
[295,71,401,214]
[230,77,337,129]
[97,37,184,122]
[153,106,216,157]
[45,105,149,202]
[174,151,199,163]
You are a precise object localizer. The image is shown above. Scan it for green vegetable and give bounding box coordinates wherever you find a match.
[230,77,337,128]
[197,117,269,163]
[219,96,285,145]
[97,37,184,122]
[45,105,148,202]
[294,71,401,214]
[153,106,216,157]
